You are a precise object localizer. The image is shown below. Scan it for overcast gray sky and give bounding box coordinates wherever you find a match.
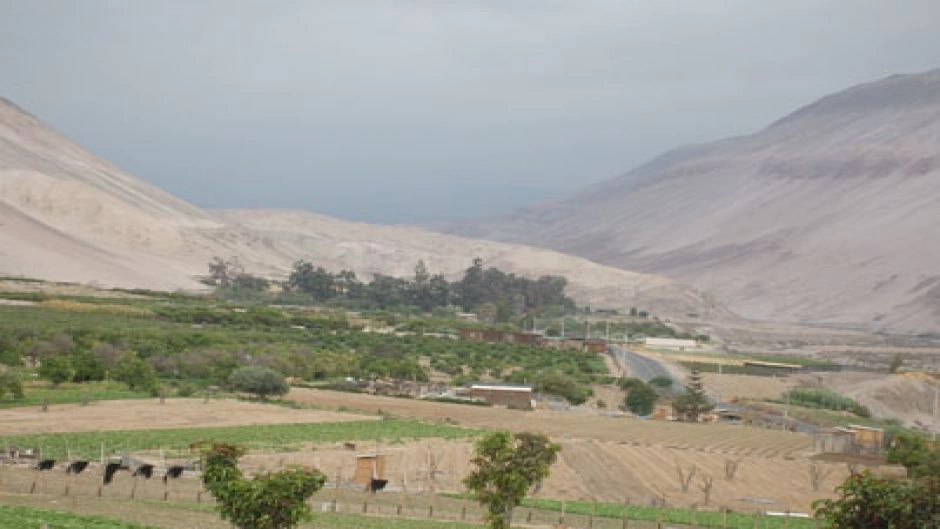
[3,1,939,222]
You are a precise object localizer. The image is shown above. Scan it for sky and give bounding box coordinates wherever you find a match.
[2,1,939,223]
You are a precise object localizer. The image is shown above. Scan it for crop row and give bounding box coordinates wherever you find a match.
[1,420,478,460]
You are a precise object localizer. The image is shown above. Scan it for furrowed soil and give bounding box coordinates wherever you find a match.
[0,398,376,435]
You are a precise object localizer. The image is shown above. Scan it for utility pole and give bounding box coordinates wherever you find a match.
[934,387,938,442]
[605,321,610,341]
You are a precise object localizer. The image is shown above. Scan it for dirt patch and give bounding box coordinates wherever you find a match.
[0,398,376,435]
[701,374,796,402]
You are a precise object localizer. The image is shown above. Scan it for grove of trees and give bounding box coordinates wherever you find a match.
[210,257,576,322]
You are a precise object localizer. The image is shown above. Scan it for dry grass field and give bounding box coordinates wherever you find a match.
[0,398,376,435]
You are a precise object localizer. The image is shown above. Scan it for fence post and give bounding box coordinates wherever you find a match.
[560,498,566,525]
[332,472,340,512]
[622,497,630,529]
[723,507,728,529]
[691,504,697,528]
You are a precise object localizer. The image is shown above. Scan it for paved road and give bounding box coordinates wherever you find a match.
[609,345,682,390]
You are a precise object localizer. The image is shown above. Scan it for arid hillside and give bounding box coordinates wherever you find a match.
[449,69,940,335]
[0,97,726,319]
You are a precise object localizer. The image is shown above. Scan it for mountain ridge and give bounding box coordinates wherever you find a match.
[0,96,728,320]
[442,68,940,334]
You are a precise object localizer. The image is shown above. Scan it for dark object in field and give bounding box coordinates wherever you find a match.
[36,459,55,471]
[133,464,155,479]
[343,442,357,450]
[163,465,185,482]
[66,460,89,474]
[103,462,128,484]
[367,478,388,493]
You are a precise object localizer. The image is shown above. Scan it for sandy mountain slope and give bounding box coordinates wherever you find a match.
[0,97,726,319]
[216,208,732,318]
[450,69,940,334]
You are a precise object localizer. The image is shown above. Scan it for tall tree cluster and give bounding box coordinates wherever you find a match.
[275,257,574,320]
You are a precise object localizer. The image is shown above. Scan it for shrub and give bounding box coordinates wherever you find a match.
[38,355,73,386]
[784,388,870,417]
[649,376,673,388]
[625,383,659,416]
[535,372,591,405]
[229,366,289,400]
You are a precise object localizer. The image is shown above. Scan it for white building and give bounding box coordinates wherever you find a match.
[644,337,697,351]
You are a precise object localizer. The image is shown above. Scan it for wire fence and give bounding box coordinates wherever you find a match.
[0,463,819,529]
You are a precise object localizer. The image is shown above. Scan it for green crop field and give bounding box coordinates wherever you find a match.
[0,381,152,409]
[0,504,157,529]
[519,498,817,529]
[2,420,477,459]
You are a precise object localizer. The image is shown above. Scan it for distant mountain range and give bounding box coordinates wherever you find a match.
[0,96,726,320]
[444,69,940,335]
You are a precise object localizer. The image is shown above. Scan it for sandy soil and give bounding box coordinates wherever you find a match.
[701,374,796,402]
[286,389,813,458]
[244,436,854,511]
[798,372,940,433]
[0,398,376,435]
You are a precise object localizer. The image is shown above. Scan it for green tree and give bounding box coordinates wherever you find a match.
[200,442,326,529]
[38,355,73,386]
[112,351,157,392]
[886,432,940,479]
[0,371,24,400]
[464,431,561,529]
[625,382,659,416]
[229,366,289,400]
[534,372,590,405]
[889,353,904,374]
[672,369,713,422]
[813,471,938,528]
[288,260,335,300]
[71,349,105,382]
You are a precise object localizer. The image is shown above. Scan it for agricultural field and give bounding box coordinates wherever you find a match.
[1,418,473,460]
[286,388,815,457]
[2,284,918,527]
[0,292,608,401]
[0,504,156,529]
[0,397,376,435]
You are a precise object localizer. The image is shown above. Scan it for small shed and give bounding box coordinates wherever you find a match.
[847,425,884,454]
[468,383,534,410]
[814,429,858,454]
[352,454,387,487]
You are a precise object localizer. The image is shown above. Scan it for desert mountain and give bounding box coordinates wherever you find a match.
[448,69,940,335]
[0,97,727,320]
